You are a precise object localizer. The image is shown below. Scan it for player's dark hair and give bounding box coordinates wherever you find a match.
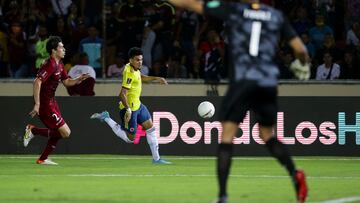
[128,47,143,59]
[46,36,62,55]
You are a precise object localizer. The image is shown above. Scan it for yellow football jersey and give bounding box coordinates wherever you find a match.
[119,63,142,111]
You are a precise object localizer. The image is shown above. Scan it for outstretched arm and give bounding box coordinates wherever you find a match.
[62,74,91,87]
[168,0,204,14]
[141,75,168,84]
[289,37,310,65]
[288,36,311,80]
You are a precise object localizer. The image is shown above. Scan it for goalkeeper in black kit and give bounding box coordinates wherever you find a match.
[168,0,310,202]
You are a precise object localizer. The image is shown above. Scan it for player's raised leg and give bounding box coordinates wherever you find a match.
[91,111,133,143]
[24,124,35,147]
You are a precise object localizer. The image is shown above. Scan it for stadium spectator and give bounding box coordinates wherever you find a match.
[67,3,79,29]
[80,0,103,26]
[117,0,145,54]
[50,0,72,17]
[168,1,310,203]
[346,20,360,48]
[317,33,342,63]
[1,0,358,80]
[151,60,167,77]
[278,50,295,79]
[300,32,316,58]
[198,29,225,83]
[79,25,104,77]
[340,49,360,79]
[345,0,360,22]
[191,55,201,78]
[140,64,150,75]
[70,17,88,58]
[141,23,156,68]
[23,36,90,165]
[3,0,24,25]
[53,17,72,62]
[67,52,96,96]
[316,51,341,80]
[150,0,176,63]
[35,25,49,70]
[107,53,125,78]
[174,10,203,77]
[309,14,334,50]
[105,2,122,68]
[166,49,187,78]
[8,22,29,78]
[0,23,9,77]
[90,47,171,165]
[292,6,312,35]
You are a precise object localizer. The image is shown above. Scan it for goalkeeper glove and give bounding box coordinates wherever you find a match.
[289,59,311,80]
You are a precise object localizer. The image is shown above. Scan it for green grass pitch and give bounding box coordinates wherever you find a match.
[0,155,359,203]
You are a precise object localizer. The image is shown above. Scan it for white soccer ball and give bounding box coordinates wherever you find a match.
[198,101,215,118]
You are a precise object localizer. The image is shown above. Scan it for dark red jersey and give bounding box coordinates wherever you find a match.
[37,57,69,101]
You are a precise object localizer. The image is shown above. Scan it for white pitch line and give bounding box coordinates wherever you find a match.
[309,196,360,203]
[0,174,359,180]
[0,156,360,161]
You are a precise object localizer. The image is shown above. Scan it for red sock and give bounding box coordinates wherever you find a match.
[39,137,60,161]
[32,127,62,138]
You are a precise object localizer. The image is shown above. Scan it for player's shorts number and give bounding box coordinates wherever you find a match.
[52,113,60,122]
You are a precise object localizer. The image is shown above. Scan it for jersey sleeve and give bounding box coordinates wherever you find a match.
[281,16,298,41]
[122,69,133,89]
[203,0,232,21]
[37,61,55,82]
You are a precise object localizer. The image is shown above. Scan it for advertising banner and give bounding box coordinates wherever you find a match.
[1,97,359,156]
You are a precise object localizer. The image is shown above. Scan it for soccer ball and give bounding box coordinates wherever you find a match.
[198,101,215,118]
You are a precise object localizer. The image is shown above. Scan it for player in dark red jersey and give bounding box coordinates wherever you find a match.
[23,36,90,165]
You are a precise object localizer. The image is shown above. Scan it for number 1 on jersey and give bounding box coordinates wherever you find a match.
[249,21,262,57]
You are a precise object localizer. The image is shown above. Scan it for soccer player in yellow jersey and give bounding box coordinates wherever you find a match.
[91,47,171,164]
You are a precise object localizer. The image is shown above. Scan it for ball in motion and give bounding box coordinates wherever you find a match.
[198,101,215,118]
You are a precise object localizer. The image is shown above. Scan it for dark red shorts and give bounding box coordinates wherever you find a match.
[39,99,65,130]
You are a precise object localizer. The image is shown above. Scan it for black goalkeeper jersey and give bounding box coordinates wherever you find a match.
[204,1,297,86]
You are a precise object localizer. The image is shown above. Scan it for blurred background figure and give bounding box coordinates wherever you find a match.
[35,25,49,71]
[79,25,103,77]
[107,53,125,78]
[8,22,29,78]
[67,52,96,96]
[316,51,341,80]
[0,23,9,78]
[198,29,225,95]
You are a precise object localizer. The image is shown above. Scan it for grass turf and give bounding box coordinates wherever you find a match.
[0,155,359,203]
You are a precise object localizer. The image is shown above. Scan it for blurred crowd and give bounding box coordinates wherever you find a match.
[0,0,359,81]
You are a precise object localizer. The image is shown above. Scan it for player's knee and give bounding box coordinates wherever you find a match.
[61,129,71,138]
